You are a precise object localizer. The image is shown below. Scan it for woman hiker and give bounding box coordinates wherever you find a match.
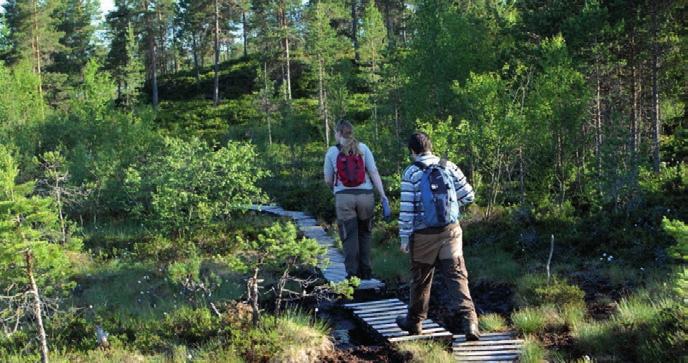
[323,120,389,280]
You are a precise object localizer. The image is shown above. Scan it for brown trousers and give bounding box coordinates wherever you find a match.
[408,223,478,325]
[335,192,375,277]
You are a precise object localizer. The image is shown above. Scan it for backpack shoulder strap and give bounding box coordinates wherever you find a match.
[414,161,428,170]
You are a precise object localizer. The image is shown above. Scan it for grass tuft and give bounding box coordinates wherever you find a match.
[519,336,548,363]
[511,306,556,335]
[479,313,508,332]
[398,340,455,363]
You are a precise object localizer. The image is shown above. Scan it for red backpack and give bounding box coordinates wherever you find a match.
[336,144,366,187]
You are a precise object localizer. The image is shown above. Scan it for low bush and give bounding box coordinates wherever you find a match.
[515,274,585,309]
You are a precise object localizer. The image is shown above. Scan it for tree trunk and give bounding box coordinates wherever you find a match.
[280,1,292,100]
[31,0,45,118]
[264,62,272,145]
[242,10,248,58]
[595,59,603,177]
[630,32,639,179]
[213,0,220,106]
[519,146,525,204]
[352,0,359,62]
[319,59,328,145]
[274,264,291,316]
[192,34,200,81]
[249,267,261,326]
[144,0,158,109]
[651,2,661,173]
[25,251,49,363]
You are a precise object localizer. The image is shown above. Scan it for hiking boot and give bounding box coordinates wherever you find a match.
[463,320,481,341]
[396,315,422,335]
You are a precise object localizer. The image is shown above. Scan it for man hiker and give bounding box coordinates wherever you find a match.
[324,120,389,280]
[395,132,480,341]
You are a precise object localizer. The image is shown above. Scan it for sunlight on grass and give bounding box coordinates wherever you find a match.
[398,340,454,363]
[519,336,547,363]
[511,306,555,335]
[479,313,508,332]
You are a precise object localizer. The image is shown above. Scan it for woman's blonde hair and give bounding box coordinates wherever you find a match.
[336,120,361,155]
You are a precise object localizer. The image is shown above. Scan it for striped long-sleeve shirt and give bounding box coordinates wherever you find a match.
[399,153,475,245]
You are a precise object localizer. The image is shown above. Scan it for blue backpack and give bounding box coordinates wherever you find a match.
[415,161,460,227]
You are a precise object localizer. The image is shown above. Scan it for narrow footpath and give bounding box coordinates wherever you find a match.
[251,204,524,362]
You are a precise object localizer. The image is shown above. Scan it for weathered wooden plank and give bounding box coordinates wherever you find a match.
[352,304,407,314]
[453,333,515,340]
[371,319,433,329]
[383,327,448,337]
[388,332,452,342]
[455,350,522,356]
[356,309,408,318]
[378,323,441,334]
[453,340,524,347]
[454,344,524,351]
[348,298,400,306]
[344,298,400,308]
[454,337,520,343]
[453,354,519,361]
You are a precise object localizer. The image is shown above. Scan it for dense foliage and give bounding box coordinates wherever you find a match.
[0,0,686,361]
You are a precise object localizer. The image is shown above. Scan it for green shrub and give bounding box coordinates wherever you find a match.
[126,136,268,237]
[515,274,585,309]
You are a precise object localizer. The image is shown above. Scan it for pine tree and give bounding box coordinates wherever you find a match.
[1,0,65,116]
[176,0,213,81]
[305,1,352,145]
[122,23,144,108]
[51,0,98,77]
[106,0,135,101]
[359,0,387,140]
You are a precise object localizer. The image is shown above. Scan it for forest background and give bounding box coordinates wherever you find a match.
[0,0,687,362]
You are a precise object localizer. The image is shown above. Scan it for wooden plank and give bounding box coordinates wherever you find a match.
[454,337,522,344]
[356,309,408,318]
[454,345,524,351]
[453,354,519,361]
[383,327,447,337]
[346,299,401,310]
[352,304,407,314]
[388,332,452,342]
[371,319,433,329]
[378,323,440,334]
[453,333,515,339]
[455,350,522,356]
[453,340,524,347]
[345,298,400,308]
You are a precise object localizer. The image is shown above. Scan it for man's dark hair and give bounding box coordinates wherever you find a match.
[408,132,432,154]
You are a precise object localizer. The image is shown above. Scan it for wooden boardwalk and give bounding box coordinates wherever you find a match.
[343,298,452,343]
[249,204,385,290]
[453,332,524,362]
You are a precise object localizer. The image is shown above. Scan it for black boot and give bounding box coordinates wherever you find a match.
[396,315,422,335]
[463,320,481,341]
